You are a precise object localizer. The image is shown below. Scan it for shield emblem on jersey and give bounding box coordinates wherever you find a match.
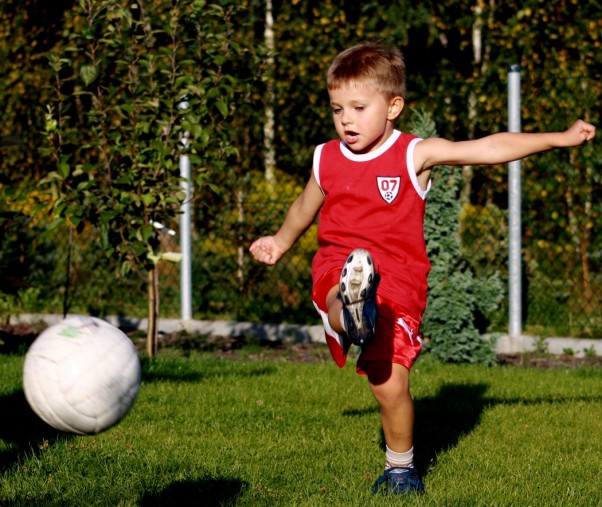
[377,176,400,204]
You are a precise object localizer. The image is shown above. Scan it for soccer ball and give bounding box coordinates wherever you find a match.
[23,316,141,435]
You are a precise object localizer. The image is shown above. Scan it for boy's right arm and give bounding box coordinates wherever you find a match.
[250,173,324,266]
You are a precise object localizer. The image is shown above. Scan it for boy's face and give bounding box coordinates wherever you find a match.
[328,80,403,154]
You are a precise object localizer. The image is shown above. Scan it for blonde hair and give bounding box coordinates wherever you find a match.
[327,42,406,100]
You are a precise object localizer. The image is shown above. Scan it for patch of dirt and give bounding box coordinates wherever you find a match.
[496,352,602,369]
[155,331,331,363]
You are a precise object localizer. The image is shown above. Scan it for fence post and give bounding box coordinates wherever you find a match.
[508,65,522,338]
[179,98,193,321]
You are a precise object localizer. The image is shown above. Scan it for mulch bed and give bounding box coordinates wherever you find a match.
[496,352,602,369]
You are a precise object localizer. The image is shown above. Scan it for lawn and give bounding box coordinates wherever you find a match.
[1,343,601,506]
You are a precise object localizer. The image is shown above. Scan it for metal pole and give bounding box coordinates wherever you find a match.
[179,144,192,321]
[508,65,522,338]
[178,98,192,321]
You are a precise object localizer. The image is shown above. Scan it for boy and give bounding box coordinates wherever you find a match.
[249,42,595,494]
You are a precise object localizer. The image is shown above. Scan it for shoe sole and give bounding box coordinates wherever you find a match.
[340,249,376,344]
[340,249,374,305]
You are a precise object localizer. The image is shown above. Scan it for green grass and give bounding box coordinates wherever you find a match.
[1,346,601,506]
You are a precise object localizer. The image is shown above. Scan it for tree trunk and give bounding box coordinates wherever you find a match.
[566,152,593,313]
[263,0,275,183]
[462,0,488,205]
[580,80,594,312]
[146,266,159,357]
[237,188,245,292]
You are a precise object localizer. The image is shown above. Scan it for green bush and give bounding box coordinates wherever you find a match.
[414,111,505,364]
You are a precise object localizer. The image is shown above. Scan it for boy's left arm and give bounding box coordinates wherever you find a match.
[414,119,596,174]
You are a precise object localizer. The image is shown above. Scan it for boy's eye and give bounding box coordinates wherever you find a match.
[332,108,342,114]
[355,106,365,111]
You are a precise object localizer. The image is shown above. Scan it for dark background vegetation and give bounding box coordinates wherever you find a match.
[1,1,600,356]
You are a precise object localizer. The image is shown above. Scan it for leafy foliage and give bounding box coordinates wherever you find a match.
[40,0,252,274]
[32,0,260,353]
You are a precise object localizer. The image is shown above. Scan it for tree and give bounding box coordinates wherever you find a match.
[41,0,255,356]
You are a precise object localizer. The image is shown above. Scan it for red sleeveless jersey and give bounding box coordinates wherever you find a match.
[311,130,431,320]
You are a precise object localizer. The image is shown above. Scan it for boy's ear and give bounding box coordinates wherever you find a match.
[388,97,404,120]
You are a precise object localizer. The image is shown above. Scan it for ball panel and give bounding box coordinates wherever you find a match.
[23,354,87,434]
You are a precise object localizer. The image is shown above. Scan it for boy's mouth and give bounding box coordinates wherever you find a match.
[345,131,359,145]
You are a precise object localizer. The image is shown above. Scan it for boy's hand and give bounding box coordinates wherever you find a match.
[564,120,596,146]
[250,236,287,266]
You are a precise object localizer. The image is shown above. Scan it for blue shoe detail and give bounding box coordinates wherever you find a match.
[339,249,378,346]
[372,466,425,495]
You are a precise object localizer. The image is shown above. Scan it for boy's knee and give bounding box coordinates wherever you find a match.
[366,361,409,387]
[368,363,412,404]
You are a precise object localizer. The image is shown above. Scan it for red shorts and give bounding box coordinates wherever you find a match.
[312,268,423,375]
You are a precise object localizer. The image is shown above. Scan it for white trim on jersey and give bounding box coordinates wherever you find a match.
[313,301,342,344]
[338,130,401,161]
[313,131,431,200]
[407,137,431,200]
[313,143,325,192]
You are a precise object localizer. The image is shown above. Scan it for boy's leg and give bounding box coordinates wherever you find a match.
[311,249,377,368]
[366,361,424,494]
[326,285,344,334]
[324,248,378,339]
[338,249,378,346]
[366,362,414,457]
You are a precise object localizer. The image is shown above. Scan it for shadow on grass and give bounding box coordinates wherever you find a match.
[342,384,488,475]
[0,390,71,473]
[343,382,602,477]
[414,383,602,474]
[413,383,488,474]
[140,357,277,383]
[140,477,247,507]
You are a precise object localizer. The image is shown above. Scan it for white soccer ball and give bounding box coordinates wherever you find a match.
[23,316,141,435]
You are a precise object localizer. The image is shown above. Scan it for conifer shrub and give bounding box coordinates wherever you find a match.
[412,110,504,364]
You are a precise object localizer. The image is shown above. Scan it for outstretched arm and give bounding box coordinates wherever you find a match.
[250,173,324,266]
[414,119,596,176]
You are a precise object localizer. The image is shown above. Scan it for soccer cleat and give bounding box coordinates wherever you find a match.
[339,249,378,346]
[371,466,425,495]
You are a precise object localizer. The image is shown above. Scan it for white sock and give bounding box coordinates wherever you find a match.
[385,445,414,469]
